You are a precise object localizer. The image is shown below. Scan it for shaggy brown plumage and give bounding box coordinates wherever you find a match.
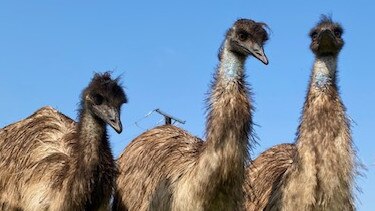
[244,144,296,210]
[0,72,126,210]
[113,19,269,211]
[244,16,356,210]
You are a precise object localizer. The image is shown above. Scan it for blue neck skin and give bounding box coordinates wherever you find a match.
[312,57,336,89]
[220,49,244,81]
[314,72,332,88]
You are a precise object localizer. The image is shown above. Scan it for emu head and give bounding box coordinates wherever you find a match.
[309,15,344,57]
[82,72,127,133]
[224,18,269,64]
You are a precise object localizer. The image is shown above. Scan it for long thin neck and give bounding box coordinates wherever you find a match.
[285,55,355,209]
[193,45,252,205]
[77,109,107,166]
[310,56,337,89]
[206,47,251,151]
[218,48,245,81]
[297,56,343,146]
[63,107,113,208]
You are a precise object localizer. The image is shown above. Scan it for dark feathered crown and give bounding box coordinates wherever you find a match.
[309,14,344,37]
[84,72,127,106]
[232,19,269,44]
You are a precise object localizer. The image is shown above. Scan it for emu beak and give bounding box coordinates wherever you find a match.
[319,29,335,45]
[248,42,268,65]
[106,108,122,134]
[94,105,123,133]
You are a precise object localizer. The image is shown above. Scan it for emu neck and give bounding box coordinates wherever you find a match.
[287,55,354,208]
[206,47,250,160]
[297,56,342,147]
[219,49,246,81]
[311,56,337,89]
[195,46,251,205]
[77,108,107,166]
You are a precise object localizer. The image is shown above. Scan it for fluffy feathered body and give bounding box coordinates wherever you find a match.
[113,19,269,211]
[244,16,356,211]
[0,72,126,210]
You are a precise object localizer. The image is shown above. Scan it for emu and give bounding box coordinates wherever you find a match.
[244,16,356,211]
[0,72,127,210]
[113,19,269,211]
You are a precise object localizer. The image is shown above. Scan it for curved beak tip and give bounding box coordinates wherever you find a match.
[108,118,122,133]
[113,124,122,134]
[261,57,269,65]
[255,54,268,65]
[115,128,122,134]
[112,121,123,134]
[248,43,268,65]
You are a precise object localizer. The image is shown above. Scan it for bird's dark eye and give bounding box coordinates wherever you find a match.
[311,31,318,39]
[238,32,248,41]
[92,94,104,105]
[334,29,341,37]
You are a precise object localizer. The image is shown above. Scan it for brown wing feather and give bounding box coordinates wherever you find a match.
[0,106,77,209]
[113,125,203,210]
[244,144,296,210]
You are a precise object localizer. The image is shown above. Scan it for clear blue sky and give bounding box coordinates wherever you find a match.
[0,1,373,209]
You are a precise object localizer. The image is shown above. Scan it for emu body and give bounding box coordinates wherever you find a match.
[113,19,269,211]
[0,73,126,210]
[244,16,356,211]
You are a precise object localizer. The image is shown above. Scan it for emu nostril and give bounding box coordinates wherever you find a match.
[254,50,263,57]
[107,108,118,123]
[109,116,116,122]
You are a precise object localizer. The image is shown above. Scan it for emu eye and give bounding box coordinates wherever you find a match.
[334,29,341,37]
[311,31,318,39]
[92,94,104,105]
[238,32,248,41]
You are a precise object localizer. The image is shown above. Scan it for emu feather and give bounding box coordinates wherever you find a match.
[113,19,269,211]
[0,72,126,210]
